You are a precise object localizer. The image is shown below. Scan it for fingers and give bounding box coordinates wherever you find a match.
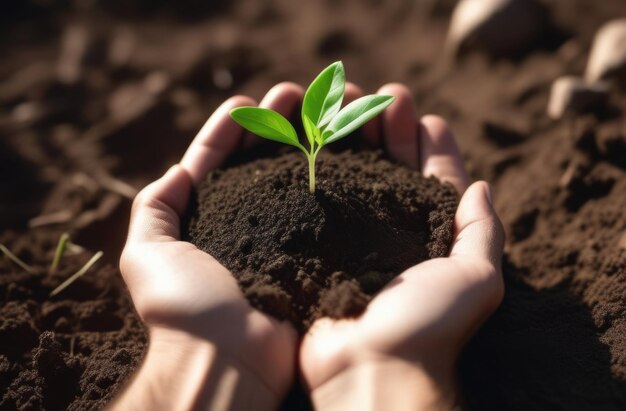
[242,82,304,148]
[344,82,380,145]
[300,318,359,391]
[377,83,419,168]
[419,115,470,194]
[181,95,257,185]
[343,82,363,105]
[126,165,193,244]
[450,181,505,270]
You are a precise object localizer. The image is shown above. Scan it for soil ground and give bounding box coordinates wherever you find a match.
[185,149,457,332]
[1,0,625,410]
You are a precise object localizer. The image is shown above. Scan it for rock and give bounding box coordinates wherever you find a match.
[585,19,626,85]
[212,67,234,90]
[446,0,548,59]
[547,76,608,119]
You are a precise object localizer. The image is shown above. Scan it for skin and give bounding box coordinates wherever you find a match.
[112,82,504,411]
[302,84,505,411]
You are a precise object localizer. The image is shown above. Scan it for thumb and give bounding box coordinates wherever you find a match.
[126,164,192,244]
[450,181,505,269]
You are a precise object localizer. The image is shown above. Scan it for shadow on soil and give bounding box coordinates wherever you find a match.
[459,257,626,411]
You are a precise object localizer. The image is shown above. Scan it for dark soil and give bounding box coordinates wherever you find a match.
[0,232,146,410]
[1,0,625,410]
[185,150,457,331]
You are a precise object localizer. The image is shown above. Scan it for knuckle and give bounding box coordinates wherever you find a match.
[421,114,447,129]
[226,94,257,108]
[273,81,304,94]
[380,82,411,98]
[131,187,151,210]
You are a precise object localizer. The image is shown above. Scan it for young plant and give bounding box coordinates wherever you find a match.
[50,232,70,274]
[50,250,103,297]
[48,232,85,274]
[230,61,395,193]
[0,243,34,273]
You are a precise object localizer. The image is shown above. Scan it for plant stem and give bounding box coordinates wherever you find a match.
[50,232,70,274]
[0,244,34,273]
[308,154,316,193]
[50,251,103,297]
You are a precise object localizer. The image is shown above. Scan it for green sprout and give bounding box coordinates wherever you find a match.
[229,61,395,193]
[48,232,85,274]
[49,232,70,274]
[50,250,103,297]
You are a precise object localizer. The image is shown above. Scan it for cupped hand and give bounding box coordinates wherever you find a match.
[300,84,505,405]
[119,83,306,404]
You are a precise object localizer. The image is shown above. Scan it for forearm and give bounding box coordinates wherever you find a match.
[110,327,279,411]
[310,358,458,411]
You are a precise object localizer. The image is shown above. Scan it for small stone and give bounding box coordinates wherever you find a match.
[585,19,626,85]
[143,71,170,95]
[547,76,608,120]
[446,0,548,59]
[212,68,234,90]
[12,102,41,123]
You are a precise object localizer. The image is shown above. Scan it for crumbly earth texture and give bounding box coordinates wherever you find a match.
[2,0,626,410]
[184,150,458,332]
[0,232,146,411]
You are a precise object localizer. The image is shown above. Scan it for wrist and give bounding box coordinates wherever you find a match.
[310,357,458,411]
[112,327,280,411]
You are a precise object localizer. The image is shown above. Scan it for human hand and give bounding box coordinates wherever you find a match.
[300,84,505,410]
[114,83,306,411]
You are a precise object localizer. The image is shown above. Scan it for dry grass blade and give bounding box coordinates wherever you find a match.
[50,251,103,297]
[67,242,86,255]
[0,244,35,273]
[28,210,73,228]
[98,174,138,199]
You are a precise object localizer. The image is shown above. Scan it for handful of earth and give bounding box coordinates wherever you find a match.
[184,62,458,332]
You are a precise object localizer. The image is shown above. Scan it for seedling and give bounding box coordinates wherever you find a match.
[1,233,99,296]
[49,232,85,274]
[230,61,395,193]
[0,244,34,273]
[50,250,103,297]
[50,232,70,274]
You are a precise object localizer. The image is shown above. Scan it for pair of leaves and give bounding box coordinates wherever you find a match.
[229,61,395,151]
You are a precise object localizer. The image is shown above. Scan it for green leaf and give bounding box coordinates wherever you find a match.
[323,95,395,144]
[302,61,345,129]
[302,114,316,150]
[230,107,300,147]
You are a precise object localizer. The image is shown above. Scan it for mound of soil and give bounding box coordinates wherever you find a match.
[1,0,626,410]
[185,150,458,331]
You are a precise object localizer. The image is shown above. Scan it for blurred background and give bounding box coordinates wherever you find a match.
[1,0,626,410]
